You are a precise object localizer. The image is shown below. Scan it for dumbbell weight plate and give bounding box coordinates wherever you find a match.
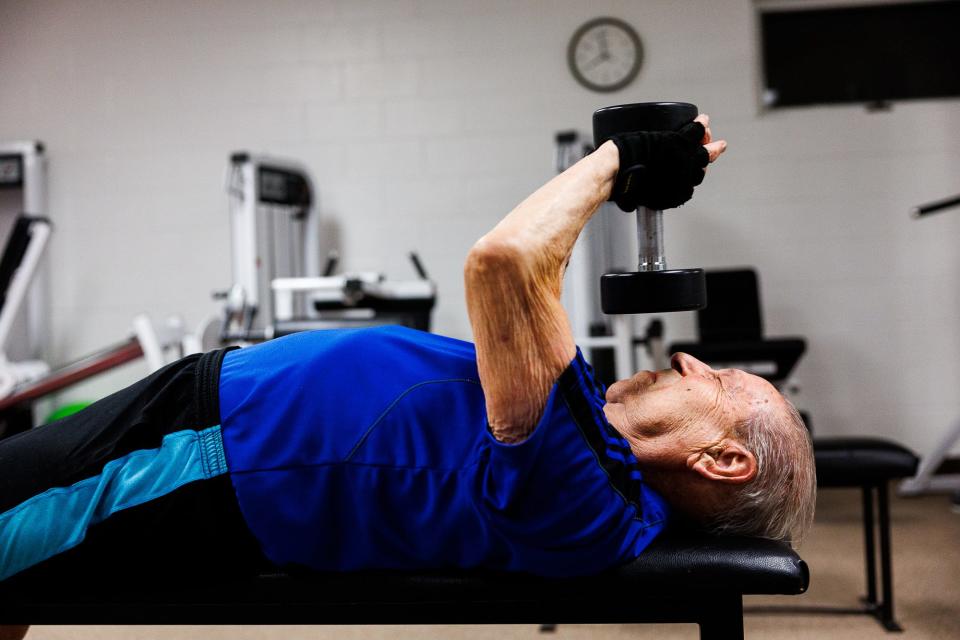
[600,268,707,314]
[593,102,699,147]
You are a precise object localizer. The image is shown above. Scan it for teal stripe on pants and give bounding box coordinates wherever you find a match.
[0,425,228,580]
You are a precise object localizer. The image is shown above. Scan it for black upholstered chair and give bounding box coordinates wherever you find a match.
[810,434,917,630]
[0,530,807,640]
[670,268,918,631]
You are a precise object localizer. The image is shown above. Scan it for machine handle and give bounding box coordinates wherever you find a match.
[912,194,960,218]
[410,252,429,280]
[322,250,340,277]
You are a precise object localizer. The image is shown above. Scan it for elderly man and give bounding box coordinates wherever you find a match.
[0,115,814,590]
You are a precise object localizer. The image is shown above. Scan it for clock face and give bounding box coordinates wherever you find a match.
[568,18,643,93]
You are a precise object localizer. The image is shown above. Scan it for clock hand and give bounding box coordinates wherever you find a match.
[597,28,609,57]
[582,52,608,71]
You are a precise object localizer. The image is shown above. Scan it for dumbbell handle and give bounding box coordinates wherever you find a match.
[637,207,665,271]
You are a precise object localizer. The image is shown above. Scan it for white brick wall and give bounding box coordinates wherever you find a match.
[1,0,959,458]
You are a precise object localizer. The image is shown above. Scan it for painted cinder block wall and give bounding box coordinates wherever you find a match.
[1,0,958,456]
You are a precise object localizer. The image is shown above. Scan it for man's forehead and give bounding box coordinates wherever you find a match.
[727,368,780,399]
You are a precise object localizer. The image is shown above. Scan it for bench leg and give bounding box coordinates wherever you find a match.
[862,485,878,606]
[699,593,743,640]
[876,482,903,632]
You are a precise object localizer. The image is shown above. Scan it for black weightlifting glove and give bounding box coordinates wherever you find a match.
[607,121,710,212]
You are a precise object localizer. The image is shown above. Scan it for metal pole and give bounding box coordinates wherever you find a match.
[611,314,634,381]
[911,193,960,218]
[0,220,50,355]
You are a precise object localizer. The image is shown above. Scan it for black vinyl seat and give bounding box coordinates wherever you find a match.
[806,427,918,631]
[814,437,918,488]
[669,268,918,632]
[0,530,807,639]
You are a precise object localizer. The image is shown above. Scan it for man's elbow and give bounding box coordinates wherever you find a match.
[465,237,527,284]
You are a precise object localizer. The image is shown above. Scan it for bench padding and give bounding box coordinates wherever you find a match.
[814,437,918,487]
[0,531,807,625]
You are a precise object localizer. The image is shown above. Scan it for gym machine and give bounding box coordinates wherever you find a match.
[206,152,436,348]
[0,142,190,434]
[0,143,51,399]
[0,217,52,399]
[900,192,960,502]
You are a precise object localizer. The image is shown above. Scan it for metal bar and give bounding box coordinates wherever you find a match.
[636,207,665,271]
[862,485,877,605]
[0,219,50,354]
[745,604,874,616]
[610,314,634,381]
[19,143,49,365]
[899,417,960,495]
[0,339,143,411]
[911,193,960,218]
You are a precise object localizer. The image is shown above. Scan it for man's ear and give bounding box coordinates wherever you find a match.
[688,440,757,484]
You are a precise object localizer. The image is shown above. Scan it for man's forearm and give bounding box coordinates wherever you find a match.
[472,141,619,286]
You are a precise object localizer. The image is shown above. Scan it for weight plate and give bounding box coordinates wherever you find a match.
[593,102,698,147]
[600,268,707,314]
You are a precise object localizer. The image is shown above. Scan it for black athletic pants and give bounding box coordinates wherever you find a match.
[0,349,271,588]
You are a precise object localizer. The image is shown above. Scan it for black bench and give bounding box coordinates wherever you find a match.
[811,436,918,631]
[0,531,807,640]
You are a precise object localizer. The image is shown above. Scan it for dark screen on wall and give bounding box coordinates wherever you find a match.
[761,1,960,107]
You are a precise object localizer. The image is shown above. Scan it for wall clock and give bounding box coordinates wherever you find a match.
[568,17,644,93]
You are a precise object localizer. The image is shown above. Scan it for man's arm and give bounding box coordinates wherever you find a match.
[465,116,724,443]
[464,142,619,442]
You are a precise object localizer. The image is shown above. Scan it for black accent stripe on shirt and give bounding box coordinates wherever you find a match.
[557,361,646,520]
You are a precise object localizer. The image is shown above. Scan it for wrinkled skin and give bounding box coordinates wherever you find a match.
[605,352,782,466]
[604,352,785,516]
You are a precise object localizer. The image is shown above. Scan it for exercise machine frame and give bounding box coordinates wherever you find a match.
[900,192,960,497]
[214,152,436,345]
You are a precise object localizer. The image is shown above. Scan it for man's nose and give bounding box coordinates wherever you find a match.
[671,352,713,376]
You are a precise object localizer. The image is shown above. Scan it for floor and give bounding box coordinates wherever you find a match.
[24,490,960,639]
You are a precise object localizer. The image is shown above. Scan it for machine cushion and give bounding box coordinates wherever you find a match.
[0,531,807,624]
[814,437,919,487]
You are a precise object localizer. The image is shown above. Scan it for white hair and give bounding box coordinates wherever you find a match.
[705,398,816,544]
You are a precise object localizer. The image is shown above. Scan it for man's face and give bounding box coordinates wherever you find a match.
[602,352,782,468]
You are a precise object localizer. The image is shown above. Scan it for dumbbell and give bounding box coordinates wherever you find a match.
[592,102,707,314]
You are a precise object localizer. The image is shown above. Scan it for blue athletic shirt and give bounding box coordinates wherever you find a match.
[218,326,669,577]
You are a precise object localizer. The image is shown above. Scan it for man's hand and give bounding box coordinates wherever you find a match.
[605,114,727,211]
